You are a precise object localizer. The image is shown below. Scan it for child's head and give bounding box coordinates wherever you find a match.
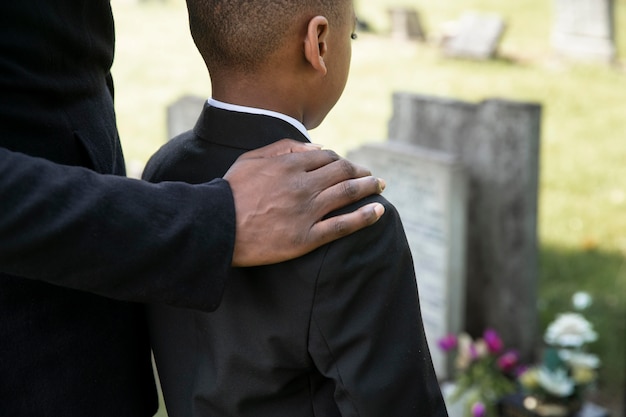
[186,0,356,129]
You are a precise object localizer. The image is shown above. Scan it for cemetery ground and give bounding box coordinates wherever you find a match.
[111,0,625,415]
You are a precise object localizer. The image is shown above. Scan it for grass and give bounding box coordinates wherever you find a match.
[111,0,625,414]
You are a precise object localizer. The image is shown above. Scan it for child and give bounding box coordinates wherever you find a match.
[143,0,447,416]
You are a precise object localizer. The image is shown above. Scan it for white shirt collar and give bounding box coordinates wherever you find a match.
[208,98,311,142]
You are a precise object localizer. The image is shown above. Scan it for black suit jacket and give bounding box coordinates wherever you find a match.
[143,104,448,417]
[0,2,235,415]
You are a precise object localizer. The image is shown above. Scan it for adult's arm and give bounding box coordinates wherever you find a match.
[1,143,384,310]
[0,147,234,311]
[309,196,448,416]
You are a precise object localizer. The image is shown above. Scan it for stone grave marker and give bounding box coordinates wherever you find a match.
[551,0,616,62]
[443,11,506,60]
[347,141,467,379]
[388,7,426,41]
[388,92,542,362]
[166,95,206,140]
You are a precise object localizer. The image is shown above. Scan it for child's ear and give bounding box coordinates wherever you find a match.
[303,16,329,75]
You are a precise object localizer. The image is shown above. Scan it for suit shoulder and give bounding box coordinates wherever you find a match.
[142,131,197,182]
[324,194,407,257]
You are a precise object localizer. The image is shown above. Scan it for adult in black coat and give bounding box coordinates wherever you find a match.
[0,1,384,416]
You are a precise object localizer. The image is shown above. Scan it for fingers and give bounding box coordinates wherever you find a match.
[234,141,372,185]
[237,139,322,159]
[258,147,345,173]
[307,202,386,247]
[235,140,357,174]
[310,175,386,218]
[305,157,374,192]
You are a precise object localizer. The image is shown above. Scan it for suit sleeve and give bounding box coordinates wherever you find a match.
[308,197,448,417]
[0,147,234,311]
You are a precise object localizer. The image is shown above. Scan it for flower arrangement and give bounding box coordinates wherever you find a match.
[438,329,520,417]
[517,312,600,414]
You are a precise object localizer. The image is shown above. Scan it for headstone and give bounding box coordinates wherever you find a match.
[347,141,467,379]
[388,92,541,363]
[388,7,426,41]
[551,0,616,62]
[166,95,206,140]
[442,12,506,60]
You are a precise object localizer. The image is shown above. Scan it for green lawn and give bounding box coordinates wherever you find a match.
[111,0,625,414]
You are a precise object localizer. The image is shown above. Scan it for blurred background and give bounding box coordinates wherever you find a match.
[110,0,625,415]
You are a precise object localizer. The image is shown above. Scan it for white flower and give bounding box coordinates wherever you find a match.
[544,313,598,347]
[572,292,593,311]
[537,367,575,397]
[559,350,601,369]
[455,333,474,370]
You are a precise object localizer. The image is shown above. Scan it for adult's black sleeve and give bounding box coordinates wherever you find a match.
[0,148,235,312]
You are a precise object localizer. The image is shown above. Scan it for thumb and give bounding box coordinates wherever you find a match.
[237,139,322,160]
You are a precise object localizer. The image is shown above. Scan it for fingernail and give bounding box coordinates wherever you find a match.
[374,203,385,217]
[377,178,386,192]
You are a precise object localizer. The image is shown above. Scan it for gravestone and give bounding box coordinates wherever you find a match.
[551,0,615,62]
[166,95,206,140]
[388,7,426,41]
[347,141,467,379]
[388,92,541,362]
[443,12,506,60]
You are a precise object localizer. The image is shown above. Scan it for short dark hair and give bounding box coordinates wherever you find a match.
[186,0,350,74]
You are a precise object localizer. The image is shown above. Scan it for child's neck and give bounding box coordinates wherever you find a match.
[210,74,306,126]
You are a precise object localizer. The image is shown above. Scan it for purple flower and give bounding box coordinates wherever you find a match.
[437,334,458,352]
[471,401,486,417]
[515,364,529,377]
[497,350,519,372]
[483,328,504,353]
[469,343,479,360]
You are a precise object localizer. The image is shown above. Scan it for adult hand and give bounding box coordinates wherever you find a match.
[224,139,385,267]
